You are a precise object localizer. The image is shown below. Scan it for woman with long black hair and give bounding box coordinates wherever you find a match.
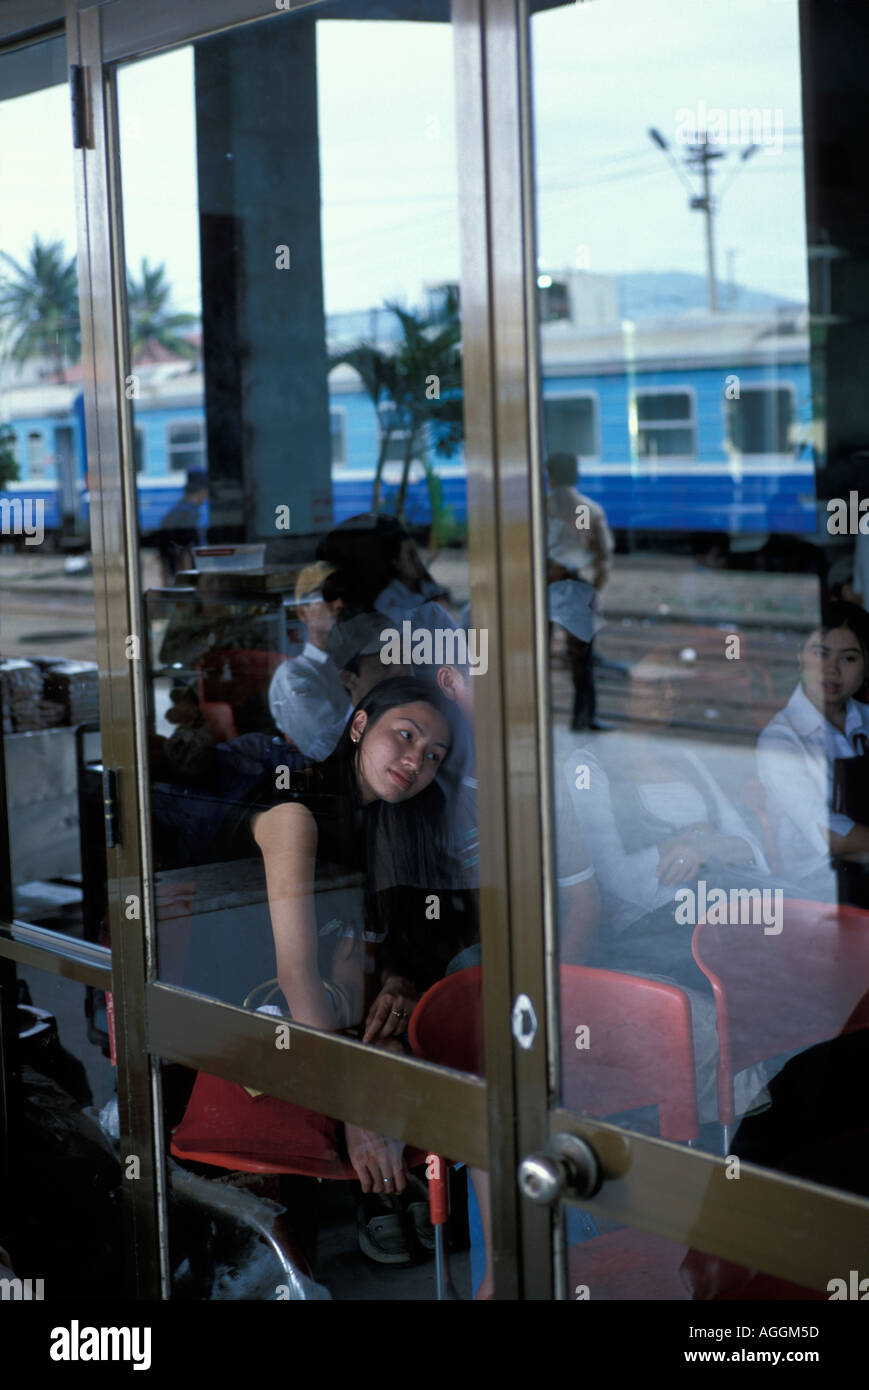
[250,675,456,1198]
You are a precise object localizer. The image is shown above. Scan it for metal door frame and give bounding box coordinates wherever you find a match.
[64,0,517,1300]
[3,0,868,1304]
[493,0,869,1300]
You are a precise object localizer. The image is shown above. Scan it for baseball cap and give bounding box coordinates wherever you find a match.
[294,560,335,608]
[327,610,391,672]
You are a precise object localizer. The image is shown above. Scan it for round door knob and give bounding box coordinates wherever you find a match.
[518,1154,564,1205]
[517,1133,601,1205]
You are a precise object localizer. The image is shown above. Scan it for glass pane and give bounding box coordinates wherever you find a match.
[164,1062,477,1300]
[115,0,484,1205]
[0,36,105,940]
[533,0,869,1235]
[2,963,120,1298]
[565,1209,690,1302]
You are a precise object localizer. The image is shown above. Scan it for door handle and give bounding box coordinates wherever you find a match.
[518,1132,602,1206]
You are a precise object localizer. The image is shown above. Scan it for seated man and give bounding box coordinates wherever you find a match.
[268,562,352,761]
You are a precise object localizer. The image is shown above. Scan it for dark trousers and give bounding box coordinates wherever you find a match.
[566,632,596,731]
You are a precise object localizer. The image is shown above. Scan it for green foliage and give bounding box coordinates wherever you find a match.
[329,293,464,525]
[0,236,80,377]
[126,258,198,361]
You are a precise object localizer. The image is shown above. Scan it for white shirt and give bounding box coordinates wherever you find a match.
[268,642,351,762]
[757,682,869,883]
[562,743,767,935]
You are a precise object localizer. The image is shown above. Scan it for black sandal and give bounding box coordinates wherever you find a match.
[356,1194,412,1266]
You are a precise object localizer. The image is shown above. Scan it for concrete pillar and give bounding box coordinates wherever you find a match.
[194,17,332,544]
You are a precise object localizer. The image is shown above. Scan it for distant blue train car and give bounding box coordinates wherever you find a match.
[1,298,816,545]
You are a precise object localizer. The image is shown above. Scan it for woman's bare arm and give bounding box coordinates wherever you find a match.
[253,802,341,1030]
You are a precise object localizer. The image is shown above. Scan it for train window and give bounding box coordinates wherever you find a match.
[166,420,205,472]
[724,384,794,455]
[25,430,46,477]
[543,395,599,459]
[329,409,347,467]
[538,278,571,322]
[134,427,146,474]
[634,389,695,458]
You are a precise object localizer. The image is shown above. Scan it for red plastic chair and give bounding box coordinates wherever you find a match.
[410,964,699,1299]
[691,899,869,1141]
[411,965,698,1138]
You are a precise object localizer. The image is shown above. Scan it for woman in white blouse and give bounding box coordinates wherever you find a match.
[757,601,869,904]
[561,646,772,980]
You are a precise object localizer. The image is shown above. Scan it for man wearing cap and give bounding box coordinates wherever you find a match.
[156,468,209,584]
[326,608,412,707]
[268,563,352,760]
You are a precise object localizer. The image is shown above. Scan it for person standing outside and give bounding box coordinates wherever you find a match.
[156,467,209,584]
[545,450,614,731]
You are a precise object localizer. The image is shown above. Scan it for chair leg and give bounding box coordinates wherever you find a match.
[427,1154,450,1301]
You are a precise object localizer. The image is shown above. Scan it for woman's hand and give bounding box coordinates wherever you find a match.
[656,831,705,886]
[363,975,418,1044]
[344,1123,407,1194]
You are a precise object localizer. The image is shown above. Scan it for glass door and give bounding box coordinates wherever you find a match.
[62,0,521,1302]
[511,0,869,1310]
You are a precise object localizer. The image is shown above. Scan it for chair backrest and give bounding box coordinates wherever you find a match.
[409,964,698,1141]
[559,965,698,1141]
[691,899,869,1124]
[408,967,484,1076]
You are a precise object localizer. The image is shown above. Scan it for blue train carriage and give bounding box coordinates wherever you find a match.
[0,372,82,544]
[3,290,815,548]
[538,297,814,543]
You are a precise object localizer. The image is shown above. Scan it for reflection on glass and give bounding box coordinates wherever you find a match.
[116,0,484,1295]
[534,0,869,1242]
[0,37,104,937]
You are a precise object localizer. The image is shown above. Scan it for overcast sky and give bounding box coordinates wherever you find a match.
[1,0,807,322]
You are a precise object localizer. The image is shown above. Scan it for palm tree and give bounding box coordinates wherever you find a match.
[0,236,80,379]
[127,258,198,362]
[329,296,464,527]
[384,301,462,522]
[327,341,401,511]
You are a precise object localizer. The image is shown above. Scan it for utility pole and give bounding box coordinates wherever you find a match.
[686,140,724,313]
[648,128,758,315]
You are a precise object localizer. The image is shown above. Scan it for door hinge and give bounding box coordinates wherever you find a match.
[102,768,120,849]
[70,65,91,150]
